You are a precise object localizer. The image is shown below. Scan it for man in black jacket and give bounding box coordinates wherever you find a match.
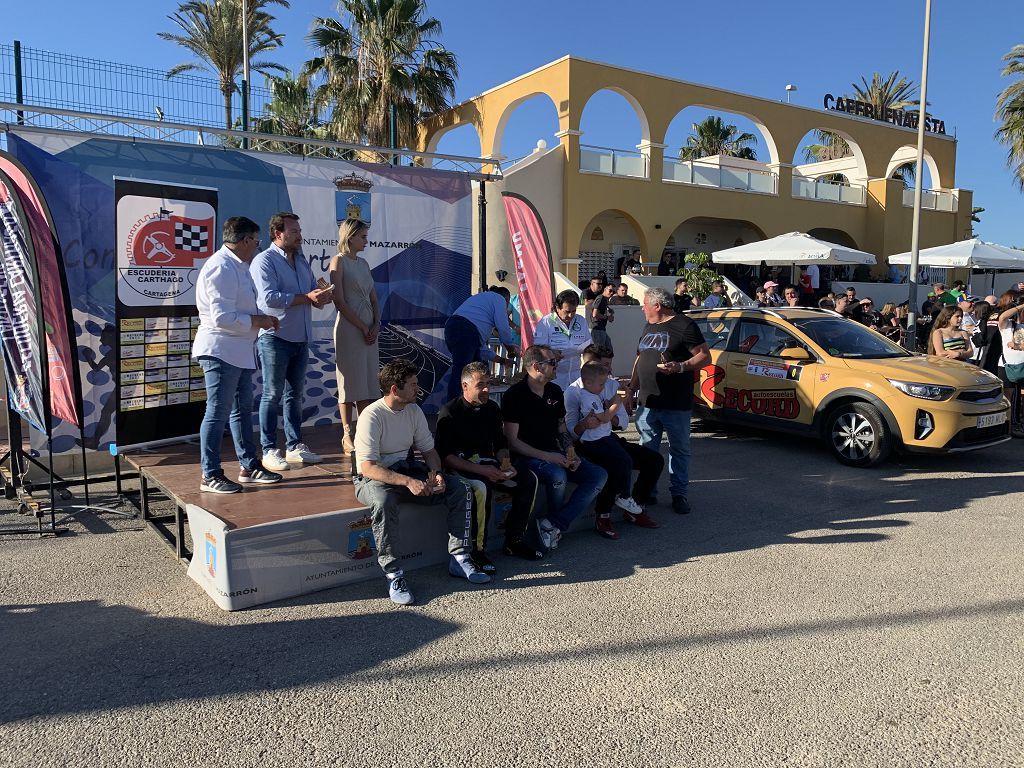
[435,362,543,564]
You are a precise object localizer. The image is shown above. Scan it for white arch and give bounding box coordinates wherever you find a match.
[663,103,781,167]
[792,126,870,184]
[886,146,940,189]
[491,91,561,159]
[423,121,482,166]
[578,86,651,145]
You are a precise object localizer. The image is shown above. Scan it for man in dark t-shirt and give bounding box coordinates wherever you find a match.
[501,345,607,551]
[591,283,615,353]
[436,362,542,562]
[629,286,709,515]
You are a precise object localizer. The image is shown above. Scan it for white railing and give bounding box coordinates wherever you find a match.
[662,158,777,194]
[902,187,958,212]
[792,177,866,205]
[579,144,648,178]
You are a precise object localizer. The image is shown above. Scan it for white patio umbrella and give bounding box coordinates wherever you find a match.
[887,238,1024,270]
[888,239,1024,296]
[712,231,877,266]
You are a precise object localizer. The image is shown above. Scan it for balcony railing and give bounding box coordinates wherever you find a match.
[792,177,866,205]
[662,158,777,194]
[902,187,958,212]
[579,144,648,178]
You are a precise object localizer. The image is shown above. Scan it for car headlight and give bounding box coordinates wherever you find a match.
[888,379,955,401]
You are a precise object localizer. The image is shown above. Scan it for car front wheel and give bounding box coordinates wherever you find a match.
[825,402,892,467]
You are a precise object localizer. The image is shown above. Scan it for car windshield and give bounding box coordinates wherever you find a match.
[789,317,910,359]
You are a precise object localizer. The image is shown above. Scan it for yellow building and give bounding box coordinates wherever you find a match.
[419,56,972,286]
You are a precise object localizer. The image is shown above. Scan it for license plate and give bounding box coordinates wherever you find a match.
[978,412,1008,428]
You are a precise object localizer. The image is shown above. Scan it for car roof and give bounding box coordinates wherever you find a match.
[683,307,841,321]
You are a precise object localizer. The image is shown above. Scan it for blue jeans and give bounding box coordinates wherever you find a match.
[444,315,484,404]
[518,456,607,531]
[257,334,308,453]
[197,356,259,478]
[635,406,692,499]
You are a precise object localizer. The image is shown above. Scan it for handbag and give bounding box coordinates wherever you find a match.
[1005,362,1024,383]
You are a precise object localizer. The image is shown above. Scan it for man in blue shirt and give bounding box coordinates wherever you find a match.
[251,212,334,472]
[443,286,519,403]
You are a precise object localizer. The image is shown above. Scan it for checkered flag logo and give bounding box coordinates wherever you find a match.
[174,221,209,253]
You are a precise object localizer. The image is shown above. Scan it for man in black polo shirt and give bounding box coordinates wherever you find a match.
[435,362,543,564]
[501,345,607,551]
[629,286,710,515]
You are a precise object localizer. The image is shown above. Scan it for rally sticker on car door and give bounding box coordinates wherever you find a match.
[747,359,802,381]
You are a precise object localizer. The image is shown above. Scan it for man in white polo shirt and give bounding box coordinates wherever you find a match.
[354,359,490,605]
[193,216,284,494]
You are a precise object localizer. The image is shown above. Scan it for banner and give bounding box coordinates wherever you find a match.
[7,132,473,451]
[502,193,555,349]
[0,156,81,427]
[114,179,217,447]
[0,173,46,430]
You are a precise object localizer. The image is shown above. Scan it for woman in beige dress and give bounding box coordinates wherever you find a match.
[330,219,380,453]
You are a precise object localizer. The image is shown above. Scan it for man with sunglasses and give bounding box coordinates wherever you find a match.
[193,217,283,494]
[501,344,607,551]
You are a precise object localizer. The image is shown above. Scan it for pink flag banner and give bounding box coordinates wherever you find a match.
[0,157,80,427]
[501,193,554,349]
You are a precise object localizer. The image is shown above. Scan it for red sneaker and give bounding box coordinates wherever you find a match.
[595,515,620,540]
[623,509,659,529]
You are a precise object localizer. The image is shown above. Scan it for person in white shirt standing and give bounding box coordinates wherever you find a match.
[193,217,284,494]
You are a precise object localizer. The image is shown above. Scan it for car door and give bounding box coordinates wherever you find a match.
[689,314,736,416]
[716,319,816,428]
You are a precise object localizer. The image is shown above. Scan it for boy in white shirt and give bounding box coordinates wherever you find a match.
[565,359,664,538]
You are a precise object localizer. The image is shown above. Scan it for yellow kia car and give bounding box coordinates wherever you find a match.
[687,307,1010,467]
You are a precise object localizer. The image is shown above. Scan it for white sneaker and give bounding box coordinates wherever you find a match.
[286,442,322,464]
[614,495,644,515]
[387,572,414,606]
[262,448,290,472]
[537,518,562,550]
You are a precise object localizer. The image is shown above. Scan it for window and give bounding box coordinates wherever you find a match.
[691,317,736,351]
[731,320,801,357]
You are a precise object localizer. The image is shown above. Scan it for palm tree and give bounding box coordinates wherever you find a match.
[159,0,290,130]
[252,71,326,154]
[996,44,1024,190]
[679,116,758,161]
[803,129,850,162]
[305,0,459,149]
[851,71,921,114]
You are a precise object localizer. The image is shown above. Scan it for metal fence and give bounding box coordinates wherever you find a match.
[0,41,273,129]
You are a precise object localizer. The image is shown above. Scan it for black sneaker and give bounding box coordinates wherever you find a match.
[471,549,497,574]
[672,495,691,515]
[238,465,283,484]
[502,539,544,560]
[200,475,242,494]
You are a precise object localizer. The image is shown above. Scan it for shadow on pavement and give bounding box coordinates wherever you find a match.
[0,601,459,724]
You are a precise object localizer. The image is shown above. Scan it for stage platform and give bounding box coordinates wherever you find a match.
[122,424,492,611]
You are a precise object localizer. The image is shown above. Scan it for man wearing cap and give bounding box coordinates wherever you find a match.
[763,281,783,307]
[959,295,980,342]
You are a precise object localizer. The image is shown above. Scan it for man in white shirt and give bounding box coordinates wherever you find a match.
[354,360,489,606]
[193,217,283,494]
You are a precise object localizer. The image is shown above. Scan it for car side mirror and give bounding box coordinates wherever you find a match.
[779,347,814,362]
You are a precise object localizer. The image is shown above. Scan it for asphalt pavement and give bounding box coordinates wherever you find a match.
[1,422,1022,767]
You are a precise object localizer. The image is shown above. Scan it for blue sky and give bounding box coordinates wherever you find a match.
[6,0,1024,243]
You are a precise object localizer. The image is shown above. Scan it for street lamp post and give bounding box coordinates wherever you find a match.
[242,0,250,148]
[785,84,797,104]
[905,0,933,351]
